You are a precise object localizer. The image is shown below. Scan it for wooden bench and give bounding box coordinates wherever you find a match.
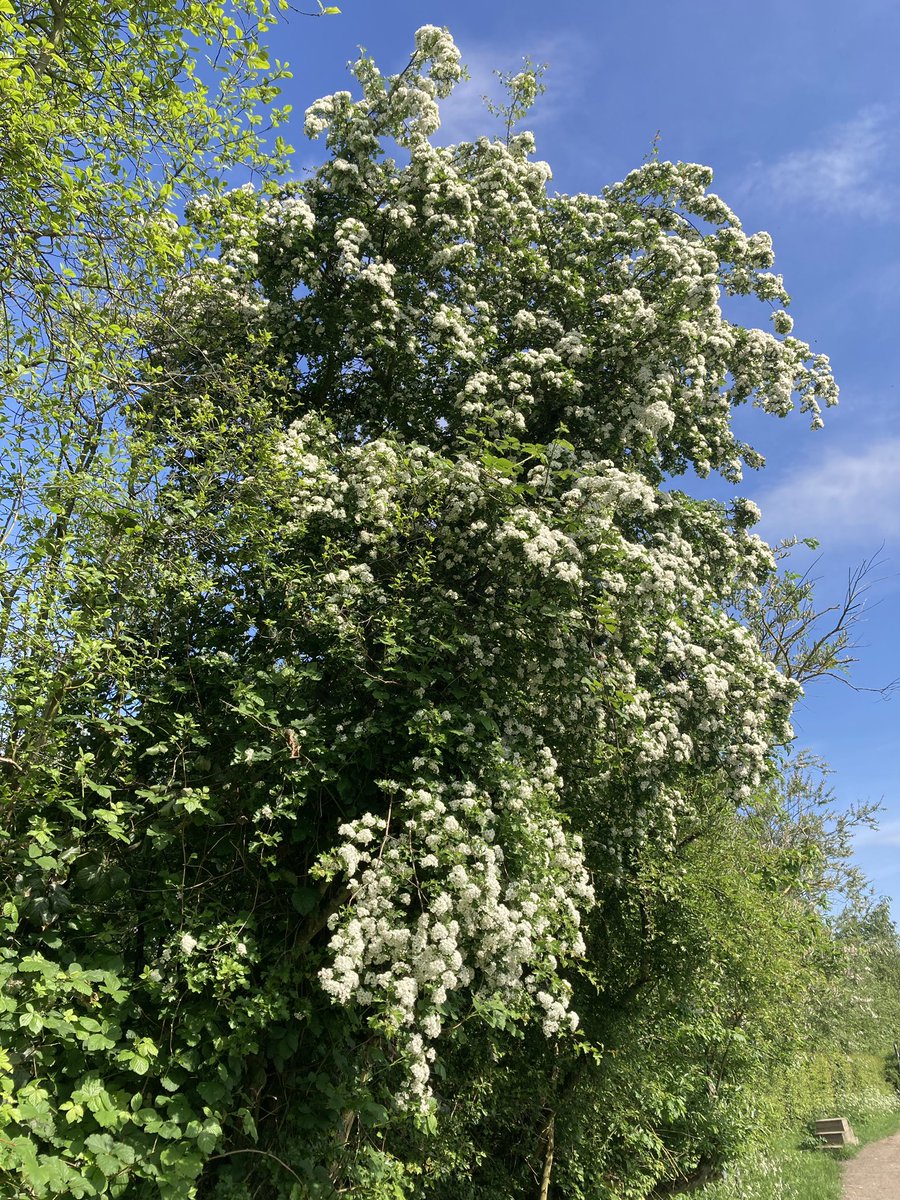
[814,1117,858,1147]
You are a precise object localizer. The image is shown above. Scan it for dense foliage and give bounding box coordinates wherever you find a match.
[0,0,293,778]
[1,16,898,1200]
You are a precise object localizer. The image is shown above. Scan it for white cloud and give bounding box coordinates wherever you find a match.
[431,47,501,145]
[433,33,583,146]
[753,107,896,219]
[753,438,900,548]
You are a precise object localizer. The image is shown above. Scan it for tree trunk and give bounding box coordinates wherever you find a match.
[539,1112,555,1200]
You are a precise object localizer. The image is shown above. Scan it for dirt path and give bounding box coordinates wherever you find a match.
[843,1131,900,1199]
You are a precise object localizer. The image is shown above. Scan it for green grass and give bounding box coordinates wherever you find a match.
[846,1109,900,1151]
[695,1108,900,1200]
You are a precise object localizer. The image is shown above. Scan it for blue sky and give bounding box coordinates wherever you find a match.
[274,0,900,916]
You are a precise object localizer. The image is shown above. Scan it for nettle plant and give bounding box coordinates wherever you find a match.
[2,24,838,1198]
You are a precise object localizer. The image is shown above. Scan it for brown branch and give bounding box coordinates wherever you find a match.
[204,1147,304,1186]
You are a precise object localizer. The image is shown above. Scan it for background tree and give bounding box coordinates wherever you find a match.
[738,539,898,694]
[0,0,297,772]
[0,0,308,1193]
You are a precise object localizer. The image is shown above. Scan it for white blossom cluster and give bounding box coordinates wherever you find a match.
[318,768,590,1104]
[273,411,799,1100]
[164,23,837,485]
[162,28,834,1099]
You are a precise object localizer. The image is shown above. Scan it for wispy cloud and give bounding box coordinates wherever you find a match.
[753,437,900,548]
[752,107,897,219]
[434,33,585,146]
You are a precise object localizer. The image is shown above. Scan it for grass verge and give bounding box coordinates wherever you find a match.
[695,1109,900,1200]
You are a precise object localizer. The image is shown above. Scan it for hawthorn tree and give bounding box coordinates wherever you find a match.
[0,22,865,1200]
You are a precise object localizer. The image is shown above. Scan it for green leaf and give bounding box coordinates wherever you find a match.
[83,780,113,799]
